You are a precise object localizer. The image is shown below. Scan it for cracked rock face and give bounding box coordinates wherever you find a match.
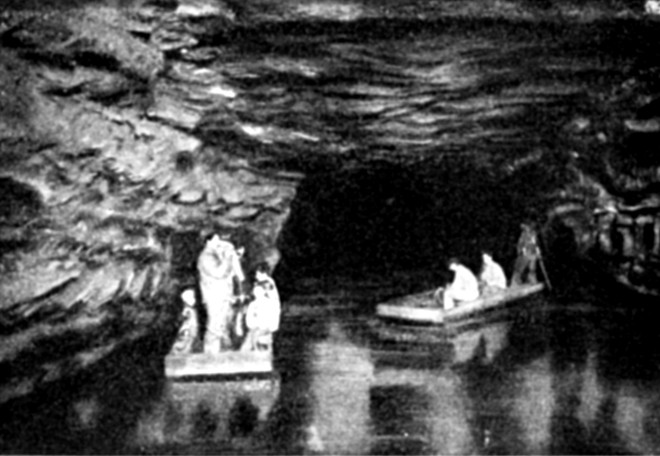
[0,0,298,406]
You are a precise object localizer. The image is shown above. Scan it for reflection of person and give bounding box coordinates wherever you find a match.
[479,252,507,295]
[197,234,245,352]
[443,258,480,310]
[171,289,199,354]
[511,223,541,287]
[240,264,281,352]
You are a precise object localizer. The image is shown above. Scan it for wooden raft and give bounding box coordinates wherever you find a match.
[376,283,545,325]
[165,350,273,379]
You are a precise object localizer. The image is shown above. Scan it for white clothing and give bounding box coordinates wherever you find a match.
[171,305,198,354]
[197,237,245,351]
[479,259,507,290]
[245,276,280,333]
[444,264,480,310]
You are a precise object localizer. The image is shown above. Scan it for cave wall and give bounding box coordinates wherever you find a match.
[0,0,299,406]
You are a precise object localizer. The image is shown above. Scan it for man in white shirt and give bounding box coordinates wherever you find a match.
[479,252,507,295]
[443,258,480,310]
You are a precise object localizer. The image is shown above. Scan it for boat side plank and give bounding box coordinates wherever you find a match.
[376,283,544,325]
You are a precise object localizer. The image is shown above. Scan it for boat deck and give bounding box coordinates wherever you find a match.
[165,350,273,379]
[376,283,544,325]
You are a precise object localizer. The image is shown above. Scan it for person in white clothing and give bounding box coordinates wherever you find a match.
[197,234,246,352]
[479,252,507,295]
[170,288,199,354]
[443,258,480,310]
[241,264,281,351]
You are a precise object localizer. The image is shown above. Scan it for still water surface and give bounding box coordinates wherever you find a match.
[128,291,660,455]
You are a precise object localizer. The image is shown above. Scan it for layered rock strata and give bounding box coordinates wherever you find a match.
[0,0,299,405]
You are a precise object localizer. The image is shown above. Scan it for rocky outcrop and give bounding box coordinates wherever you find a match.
[0,0,300,406]
[546,82,660,296]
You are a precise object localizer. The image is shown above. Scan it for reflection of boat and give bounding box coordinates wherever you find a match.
[165,350,273,379]
[375,283,544,325]
[371,310,524,367]
[368,318,448,345]
[132,374,281,450]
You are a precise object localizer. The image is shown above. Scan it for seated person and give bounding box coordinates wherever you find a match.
[443,258,480,310]
[478,251,507,295]
[240,264,281,351]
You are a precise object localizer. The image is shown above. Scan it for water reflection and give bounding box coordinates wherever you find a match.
[307,321,372,454]
[369,385,432,454]
[133,377,280,453]
[122,297,660,455]
[9,295,660,455]
[0,341,166,454]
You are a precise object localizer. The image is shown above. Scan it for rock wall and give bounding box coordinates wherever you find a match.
[546,90,660,297]
[0,0,299,405]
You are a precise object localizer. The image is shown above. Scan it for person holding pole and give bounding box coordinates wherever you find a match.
[511,222,551,288]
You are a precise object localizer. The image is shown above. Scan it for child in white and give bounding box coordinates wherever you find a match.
[171,289,199,354]
[241,265,281,351]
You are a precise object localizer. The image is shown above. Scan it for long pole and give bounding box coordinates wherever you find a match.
[537,250,553,291]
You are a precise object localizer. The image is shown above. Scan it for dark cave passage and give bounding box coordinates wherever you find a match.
[275,162,552,290]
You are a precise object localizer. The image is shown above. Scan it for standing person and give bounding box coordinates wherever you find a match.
[443,258,480,310]
[241,263,281,352]
[511,223,541,287]
[197,234,246,353]
[170,288,199,354]
[479,251,507,295]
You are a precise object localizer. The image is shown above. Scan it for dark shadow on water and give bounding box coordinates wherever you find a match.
[549,370,629,454]
[543,300,645,454]
[228,395,260,438]
[0,335,167,454]
[549,386,591,455]
[594,306,660,384]
[456,335,527,455]
[369,385,432,455]
[450,290,659,454]
[590,393,628,455]
[262,316,317,454]
[190,403,219,441]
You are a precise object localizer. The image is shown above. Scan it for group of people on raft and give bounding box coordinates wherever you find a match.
[171,223,542,353]
[171,233,281,355]
[439,223,542,310]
